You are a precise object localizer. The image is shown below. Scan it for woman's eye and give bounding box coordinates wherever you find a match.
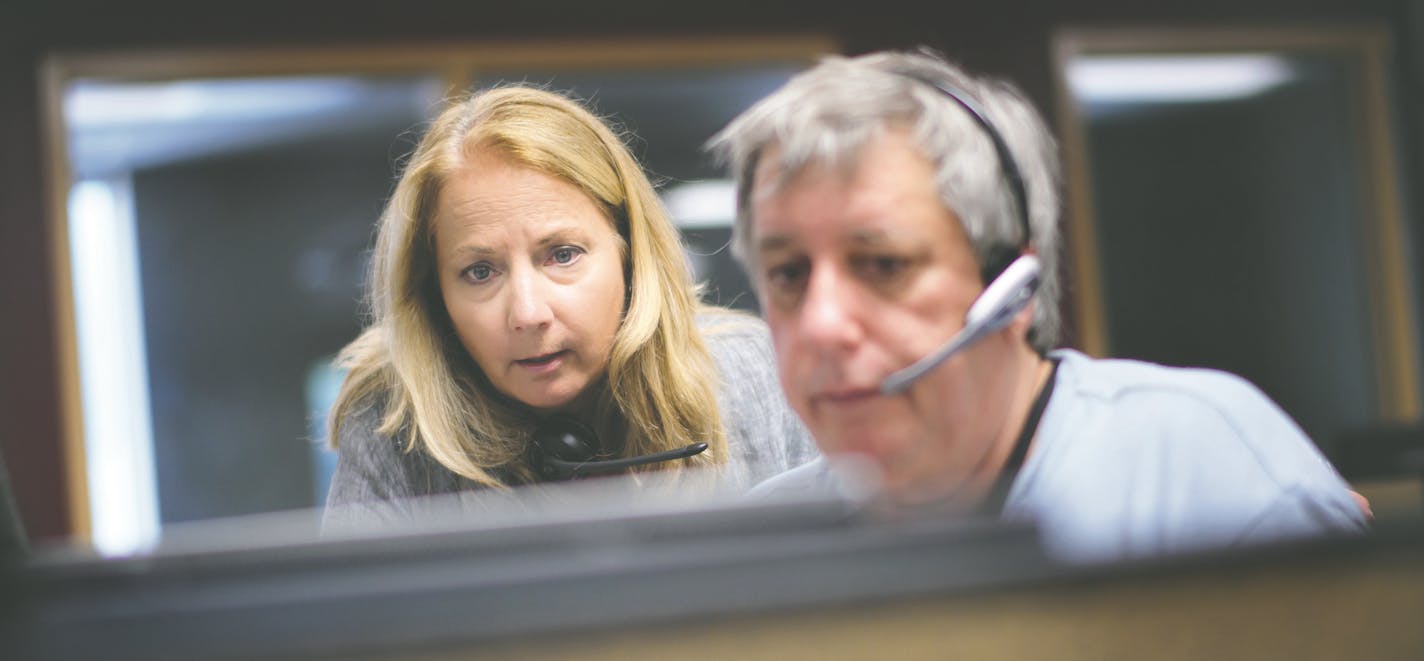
[550,246,583,265]
[464,263,496,283]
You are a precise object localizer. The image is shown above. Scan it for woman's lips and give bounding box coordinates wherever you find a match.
[515,350,568,373]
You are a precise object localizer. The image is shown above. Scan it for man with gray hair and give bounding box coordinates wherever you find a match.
[710,49,1366,564]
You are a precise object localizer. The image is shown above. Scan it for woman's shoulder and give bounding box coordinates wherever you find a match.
[330,394,410,482]
[695,307,773,362]
[329,384,467,503]
[694,306,821,484]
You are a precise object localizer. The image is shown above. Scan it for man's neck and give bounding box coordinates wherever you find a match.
[957,345,1055,513]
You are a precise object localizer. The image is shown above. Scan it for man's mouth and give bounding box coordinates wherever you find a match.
[815,386,881,404]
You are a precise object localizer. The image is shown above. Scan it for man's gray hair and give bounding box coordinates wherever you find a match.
[708,49,1063,352]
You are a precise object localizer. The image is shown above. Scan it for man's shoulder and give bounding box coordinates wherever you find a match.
[1048,349,1325,477]
[1049,348,1304,456]
[1052,349,1268,413]
[1027,350,1365,562]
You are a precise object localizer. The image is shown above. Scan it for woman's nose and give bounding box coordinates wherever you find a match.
[507,270,554,332]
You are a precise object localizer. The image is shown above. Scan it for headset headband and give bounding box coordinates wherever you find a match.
[897,72,1031,250]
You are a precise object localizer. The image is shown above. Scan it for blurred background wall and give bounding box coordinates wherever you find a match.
[2,0,1422,544]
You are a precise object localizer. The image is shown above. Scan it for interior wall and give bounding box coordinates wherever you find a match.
[131,134,397,522]
[0,0,1414,540]
[1089,73,1376,456]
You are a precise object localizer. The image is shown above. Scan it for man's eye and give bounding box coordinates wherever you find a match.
[765,260,809,291]
[464,263,496,283]
[550,246,583,265]
[854,255,909,281]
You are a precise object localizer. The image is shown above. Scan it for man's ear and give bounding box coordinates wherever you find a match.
[1009,298,1036,340]
[1006,247,1038,340]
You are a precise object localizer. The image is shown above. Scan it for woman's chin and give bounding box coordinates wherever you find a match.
[516,393,574,412]
[514,383,590,413]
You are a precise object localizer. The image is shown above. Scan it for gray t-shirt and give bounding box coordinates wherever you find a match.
[323,314,818,531]
[751,349,1366,564]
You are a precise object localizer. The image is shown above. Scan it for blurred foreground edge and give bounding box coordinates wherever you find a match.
[1,484,1421,660]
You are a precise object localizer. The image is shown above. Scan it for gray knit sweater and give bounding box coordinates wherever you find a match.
[322,314,818,532]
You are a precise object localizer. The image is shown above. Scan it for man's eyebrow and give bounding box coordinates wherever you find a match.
[758,228,897,249]
[846,228,895,245]
[756,233,795,254]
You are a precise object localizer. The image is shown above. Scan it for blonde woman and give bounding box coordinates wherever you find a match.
[323,86,816,528]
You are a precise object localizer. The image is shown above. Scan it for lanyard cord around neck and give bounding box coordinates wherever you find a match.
[982,357,1061,515]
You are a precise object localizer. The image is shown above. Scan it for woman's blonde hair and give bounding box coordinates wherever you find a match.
[329,86,727,488]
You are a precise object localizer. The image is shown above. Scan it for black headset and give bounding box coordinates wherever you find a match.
[901,71,1031,280]
[879,70,1044,394]
[529,415,708,481]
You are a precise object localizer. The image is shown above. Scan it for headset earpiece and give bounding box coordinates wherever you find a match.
[531,415,612,480]
[529,415,708,480]
[979,243,1022,287]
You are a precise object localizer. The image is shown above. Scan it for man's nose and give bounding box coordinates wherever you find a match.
[507,268,554,332]
[796,266,863,351]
